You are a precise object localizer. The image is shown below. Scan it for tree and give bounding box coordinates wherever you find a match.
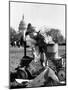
[58,35,65,44]
[10,27,17,46]
[10,27,16,42]
[46,28,64,44]
[15,32,24,47]
[10,27,16,36]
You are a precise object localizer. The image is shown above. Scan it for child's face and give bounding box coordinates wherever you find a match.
[26,35,36,48]
[34,46,40,53]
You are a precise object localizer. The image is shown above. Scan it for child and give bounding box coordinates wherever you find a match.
[25,31,59,87]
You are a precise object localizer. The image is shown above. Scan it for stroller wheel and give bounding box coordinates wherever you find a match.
[58,70,65,81]
[17,69,28,79]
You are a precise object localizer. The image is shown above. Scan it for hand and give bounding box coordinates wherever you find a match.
[43,62,45,67]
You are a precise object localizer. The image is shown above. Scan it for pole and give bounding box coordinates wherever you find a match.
[23,30,27,57]
[24,41,26,56]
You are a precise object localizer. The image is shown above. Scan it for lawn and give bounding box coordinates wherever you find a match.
[9,45,66,88]
[9,45,66,72]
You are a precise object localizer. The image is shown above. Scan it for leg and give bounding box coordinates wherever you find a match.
[26,68,49,87]
[48,67,59,83]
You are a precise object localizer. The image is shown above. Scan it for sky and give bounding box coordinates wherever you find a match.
[10,2,65,38]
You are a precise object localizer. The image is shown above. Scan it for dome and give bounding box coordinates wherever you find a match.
[19,15,27,31]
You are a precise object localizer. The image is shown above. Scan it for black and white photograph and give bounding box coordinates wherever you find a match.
[9,1,66,89]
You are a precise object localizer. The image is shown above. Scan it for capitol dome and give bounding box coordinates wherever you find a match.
[18,15,27,32]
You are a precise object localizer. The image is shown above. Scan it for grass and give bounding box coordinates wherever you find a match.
[9,45,66,72]
[9,47,32,72]
[9,45,66,88]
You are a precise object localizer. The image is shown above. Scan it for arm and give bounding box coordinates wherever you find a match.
[43,53,47,67]
[41,53,47,67]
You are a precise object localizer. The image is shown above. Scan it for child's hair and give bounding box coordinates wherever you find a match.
[26,31,47,53]
[34,32,47,53]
